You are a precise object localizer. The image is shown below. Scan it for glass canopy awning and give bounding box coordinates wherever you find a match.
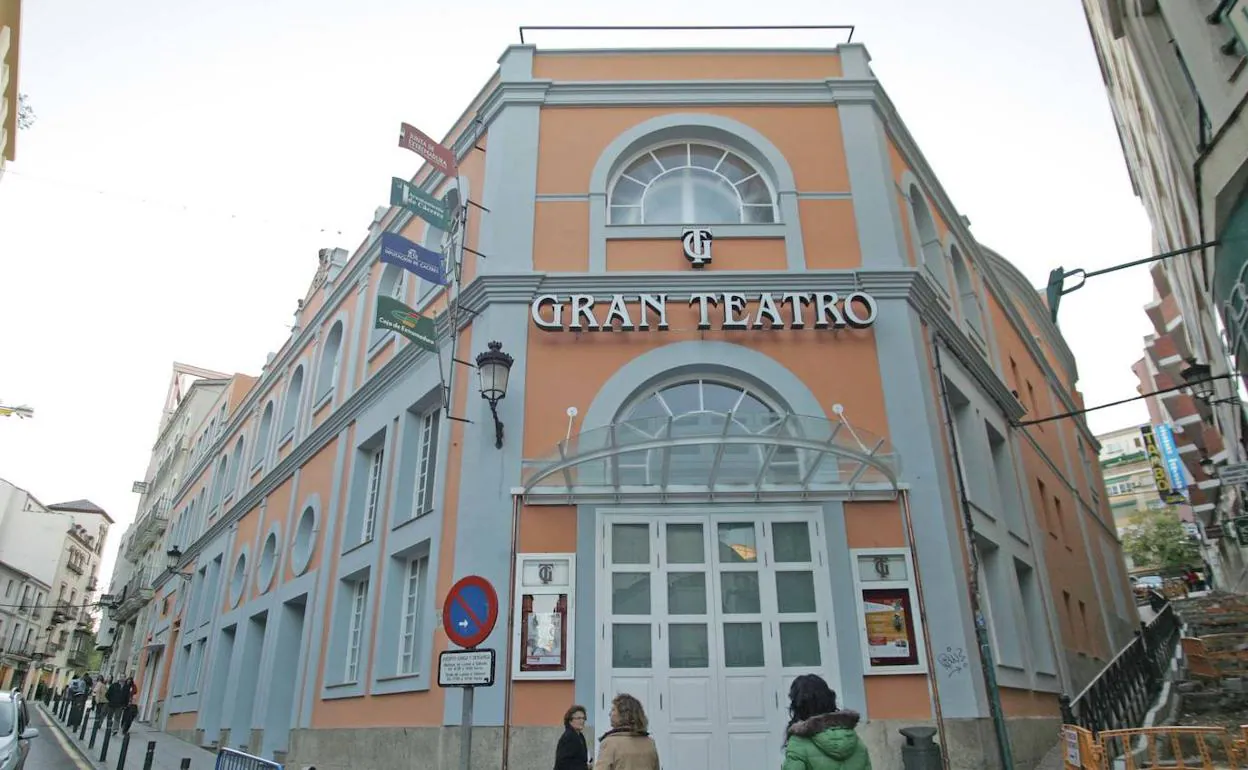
[520,411,901,503]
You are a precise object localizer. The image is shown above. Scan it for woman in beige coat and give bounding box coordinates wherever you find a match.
[594,694,660,770]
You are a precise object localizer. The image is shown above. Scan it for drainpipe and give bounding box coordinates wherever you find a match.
[931,339,1015,770]
[499,492,522,770]
[899,489,952,770]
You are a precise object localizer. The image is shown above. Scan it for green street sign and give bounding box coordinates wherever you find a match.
[374,295,438,352]
[390,177,451,231]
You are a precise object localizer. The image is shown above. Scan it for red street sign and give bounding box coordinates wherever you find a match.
[442,575,499,649]
[399,122,458,178]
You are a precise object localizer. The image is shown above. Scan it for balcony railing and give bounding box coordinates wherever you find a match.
[0,643,40,661]
[67,648,89,668]
[1060,602,1181,734]
[125,502,170,559]
[111,568,158,622]
[53,599,72,621]
[66,560,85,575]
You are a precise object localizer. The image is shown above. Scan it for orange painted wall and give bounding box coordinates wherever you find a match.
[283,438,338,582]
[844,501,905,549]
[532,52,842,81]
[999,687,1060,718]
[863,675,931,720]
[535,106,850,202]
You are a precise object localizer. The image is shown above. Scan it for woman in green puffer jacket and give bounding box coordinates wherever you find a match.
[782,674,872,770]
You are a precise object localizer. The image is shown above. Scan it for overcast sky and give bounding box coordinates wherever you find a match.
[0,0,1155,587]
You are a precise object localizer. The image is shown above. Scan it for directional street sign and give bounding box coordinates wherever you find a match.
[442,575,499,649]
[1219,462,1248,486]
[438,649,496,688]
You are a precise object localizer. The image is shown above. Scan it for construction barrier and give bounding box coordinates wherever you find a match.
[1062,724,1248,769]
[214,747,284,770]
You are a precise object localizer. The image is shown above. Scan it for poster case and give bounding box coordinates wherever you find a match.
[850,547,927,675]
[513,553,576,680]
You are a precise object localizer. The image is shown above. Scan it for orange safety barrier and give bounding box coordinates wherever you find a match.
[1096,726,1244,770]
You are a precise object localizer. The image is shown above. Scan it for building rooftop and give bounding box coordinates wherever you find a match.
[47,499,113,523]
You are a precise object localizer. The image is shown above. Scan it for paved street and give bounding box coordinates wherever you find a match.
[24,706,91,770]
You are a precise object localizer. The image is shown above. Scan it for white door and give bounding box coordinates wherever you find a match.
[597,510,838,770]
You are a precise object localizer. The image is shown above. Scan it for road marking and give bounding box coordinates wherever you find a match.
[37,707,95,770]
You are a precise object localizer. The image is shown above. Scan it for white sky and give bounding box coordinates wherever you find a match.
[0,0,1156,588]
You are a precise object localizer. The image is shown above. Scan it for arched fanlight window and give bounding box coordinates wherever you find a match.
[609,143,777,225]
[615,378,799,486]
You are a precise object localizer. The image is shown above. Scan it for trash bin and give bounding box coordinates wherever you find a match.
[899,726,941,770]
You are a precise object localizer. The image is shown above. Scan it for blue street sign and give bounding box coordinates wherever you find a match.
[443,575,498,649]
[379,231,449,286]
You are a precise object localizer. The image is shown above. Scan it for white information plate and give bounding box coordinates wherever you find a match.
[438,649,496,688]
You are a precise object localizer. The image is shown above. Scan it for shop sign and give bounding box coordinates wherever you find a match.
[682,228,713,268]
[1140,426,1186,505]
[530,291,879,332]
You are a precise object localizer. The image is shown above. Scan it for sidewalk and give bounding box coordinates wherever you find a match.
[36,701,219,770]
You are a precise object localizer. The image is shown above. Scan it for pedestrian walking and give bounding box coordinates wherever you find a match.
[781,674,871,770]
[594,694,659,770]
[554,704,591,770]
[120,676,139,734]
[92,676,108,722]
[106,676,129,734]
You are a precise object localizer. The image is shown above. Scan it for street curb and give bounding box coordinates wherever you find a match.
[36,702,104,769]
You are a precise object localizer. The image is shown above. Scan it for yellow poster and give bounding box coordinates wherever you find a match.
[863,595,911,659]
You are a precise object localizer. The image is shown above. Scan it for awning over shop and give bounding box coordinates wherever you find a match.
[521,410,900,503]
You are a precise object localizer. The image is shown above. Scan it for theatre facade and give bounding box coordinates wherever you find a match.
[138,43,1139,770]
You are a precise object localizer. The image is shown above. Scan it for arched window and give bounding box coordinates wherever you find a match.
[316,322,344,401]
[228,437,246,500]
[280,366,304,440]
[253,402,274,470]
[950,246,984,338]
[615,378,799,486]
[906,185,949,292]
[609,143,777,225]
[211,455,229,513]
[371,265,406,346]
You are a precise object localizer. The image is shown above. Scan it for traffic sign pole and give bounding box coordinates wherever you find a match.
[460,686,474,770]
[440,575,500,770]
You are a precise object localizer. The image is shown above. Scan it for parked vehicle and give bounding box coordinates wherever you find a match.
[0,689,39,770]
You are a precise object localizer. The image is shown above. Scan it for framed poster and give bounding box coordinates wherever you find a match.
[512,553,576,680]
[850,547,927,675]
[860,588,919,667]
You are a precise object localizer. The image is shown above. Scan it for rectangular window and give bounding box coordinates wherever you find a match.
[987,423,1024,536]
[1037,480,1050,533]
[415,410,441,518]
[978,542,1023,669]
[362,447,385,542]
[1078,600,1092,656]
[1062,590,1076,649]
[1054,496,1068,545]
[346,578,369,682]
[398,557,426,675]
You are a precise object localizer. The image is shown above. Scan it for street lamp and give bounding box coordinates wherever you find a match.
[1180,360,1218,401]
[475,341,515,449]
[165,546,192,582]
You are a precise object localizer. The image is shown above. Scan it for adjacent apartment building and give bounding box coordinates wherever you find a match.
[0,480,111,695]
[121,42,1136,770]
[1083,0,1248,584]
[101,363,230,686]
[0,0,21,181]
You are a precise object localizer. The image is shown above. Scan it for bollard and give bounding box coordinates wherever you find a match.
[180,758,191,770]
[89,714,101,749]
[899,726,941,770]
[99,725,112,762]
[116,732,131,770]
[142,740,156,770]
[78,708,90,740]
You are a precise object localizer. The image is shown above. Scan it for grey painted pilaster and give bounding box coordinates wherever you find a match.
[821,501,868,715]
[574,505,598,715]
[874,302,985,719]
[837,88,907,269]
[476,47,540,274]
[443,301,531,726]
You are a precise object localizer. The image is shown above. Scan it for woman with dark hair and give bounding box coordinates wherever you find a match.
[782,674,871,770]
[554,704,591,770]
[595,694,659,769]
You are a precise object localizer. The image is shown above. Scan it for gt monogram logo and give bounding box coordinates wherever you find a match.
[682,228,713,268]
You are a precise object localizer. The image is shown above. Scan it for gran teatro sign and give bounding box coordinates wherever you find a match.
[530,291,879,332]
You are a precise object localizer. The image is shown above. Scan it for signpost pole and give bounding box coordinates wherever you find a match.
[460,685,475,770]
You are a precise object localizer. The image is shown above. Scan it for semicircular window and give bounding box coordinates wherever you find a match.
[609,143,777,225]
[615,379,800,487]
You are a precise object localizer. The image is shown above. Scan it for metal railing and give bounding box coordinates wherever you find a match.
[215,747,283,769]
[1060,602,1182,734]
